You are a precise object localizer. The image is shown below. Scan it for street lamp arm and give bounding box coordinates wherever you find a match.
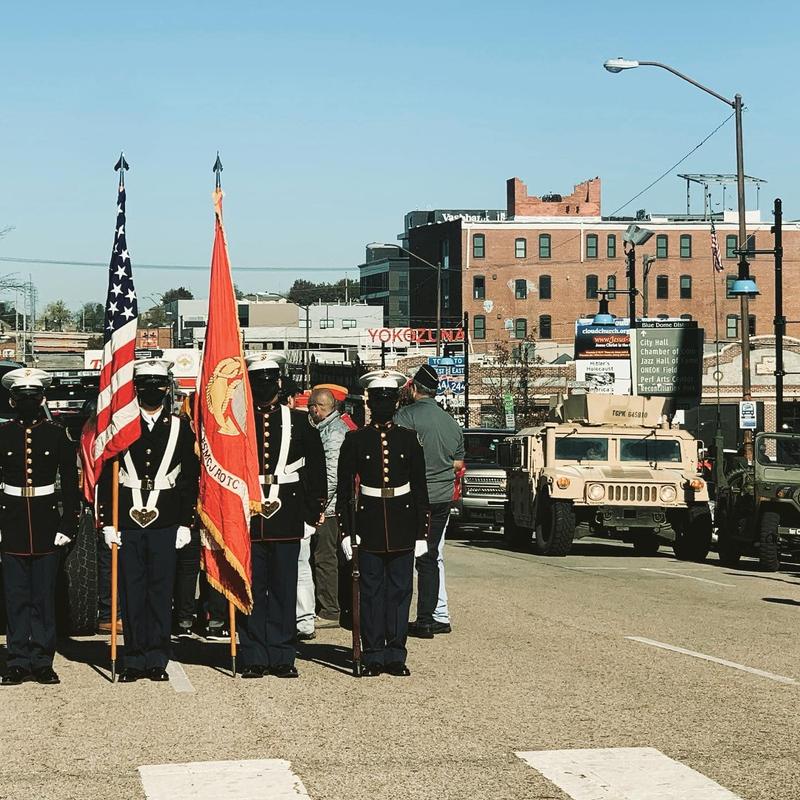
[636,61,735,107]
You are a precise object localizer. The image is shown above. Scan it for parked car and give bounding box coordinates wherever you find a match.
[450,428,513,533]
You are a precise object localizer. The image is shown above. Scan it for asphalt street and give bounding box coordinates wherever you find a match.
[2,535,800,800]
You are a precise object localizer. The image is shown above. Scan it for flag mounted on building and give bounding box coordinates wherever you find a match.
[87,154,141,485]
[195,180,261,613]
[710,218,724,273]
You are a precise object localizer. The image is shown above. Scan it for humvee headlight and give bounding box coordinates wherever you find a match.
[587,483,605,501]
[659,485,678,503]
[688,479,704,492]
[556,476,571,489]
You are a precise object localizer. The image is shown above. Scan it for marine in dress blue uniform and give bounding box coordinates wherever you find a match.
[97,359,199,683]
[336,370,430,677]
[0,368,79,686]
[237,354,326,679]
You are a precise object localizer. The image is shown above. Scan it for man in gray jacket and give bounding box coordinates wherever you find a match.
[308,387,350,625]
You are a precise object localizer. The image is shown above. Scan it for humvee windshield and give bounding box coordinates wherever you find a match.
[756,435,800,467]
[620,438,681,463]
[555,436,608,461]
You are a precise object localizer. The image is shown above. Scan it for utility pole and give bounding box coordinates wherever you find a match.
[436,261,442,357]
[463,311,470,428]
[773,198,785,430]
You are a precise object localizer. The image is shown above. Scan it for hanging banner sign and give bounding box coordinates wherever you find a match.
[367,327,464,345]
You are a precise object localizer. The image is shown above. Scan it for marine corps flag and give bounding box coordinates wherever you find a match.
[195,187,261,613]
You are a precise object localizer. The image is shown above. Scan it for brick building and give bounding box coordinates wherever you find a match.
[402,175,800,355]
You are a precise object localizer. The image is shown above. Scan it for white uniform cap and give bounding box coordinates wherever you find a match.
[1,367,52,391]
[359,369,407,390]
[133,358,174,378]
[245,353,287,373]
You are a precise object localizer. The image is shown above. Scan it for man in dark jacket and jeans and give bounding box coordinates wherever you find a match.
[394,364,464,638]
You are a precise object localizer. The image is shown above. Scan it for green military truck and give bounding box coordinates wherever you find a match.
[715,431,800,571]
[498,394,713,559]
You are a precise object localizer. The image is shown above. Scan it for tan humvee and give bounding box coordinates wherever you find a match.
[498,394,712,559]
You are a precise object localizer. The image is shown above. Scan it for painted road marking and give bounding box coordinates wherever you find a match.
[641,568,735,587]
[139,759,311,799]
[166,660,195,694]
[627,636,798,685]
[517,747,742,799]
[571,566,629,570]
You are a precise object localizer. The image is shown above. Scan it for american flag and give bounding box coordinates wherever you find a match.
[710,218,724,273]
[91,179,141,476]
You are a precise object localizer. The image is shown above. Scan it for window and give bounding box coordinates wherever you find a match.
[586,234,598,259]
[620,438,681,463]
[473,275,485,300]
[586,274,598,299]
[341,319,356,329]
[607,234,617,259]
[398,274,408,290]
[515,238,527,258]
[680,275,692,299]
[656,234,668,259]
[680,234,692,258]
[539,314,552,339]
[514,317,527,339]
[515,279,528,300]
[473,314,486,340]
[539,274,552,300]
[319,319,334,329]
[607,275,617,300]
[749,314,756,336]
[539,233,551,259]
[472,234,485,258]
[726,235,737,259]
[440,239,450,269]
[746,234,756,259]
[680,314,693,320]
[656,275,669,299]
[726,274,737,299]
[726,314,738,338]
[555,436,608,461]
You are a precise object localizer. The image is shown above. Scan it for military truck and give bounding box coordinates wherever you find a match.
[715,431,800,571]
[497,394,712,559]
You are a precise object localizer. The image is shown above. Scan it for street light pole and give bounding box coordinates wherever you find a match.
[604,58,754,460]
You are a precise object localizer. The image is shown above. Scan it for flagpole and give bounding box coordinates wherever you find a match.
[110,458,119,683]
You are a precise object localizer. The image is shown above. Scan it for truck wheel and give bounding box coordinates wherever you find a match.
[535,500,574,556]
[758,511,781,572]
[503,506,531,551]
[633,534,660,556]
[673,508,712,562]
[61,508,99,635]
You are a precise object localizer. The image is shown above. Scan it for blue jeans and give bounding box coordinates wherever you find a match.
[296,536,315,635]
[434,513,450,623]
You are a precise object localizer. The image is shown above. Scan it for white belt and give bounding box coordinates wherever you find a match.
[3,484,56,497]
[260,472,300,486]
[360,482,411,499]
[119,466,181,492]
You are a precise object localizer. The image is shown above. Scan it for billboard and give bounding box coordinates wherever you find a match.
[574,319,631,395]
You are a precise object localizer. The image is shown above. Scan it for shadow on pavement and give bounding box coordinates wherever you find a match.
[452,537,675,560]
[721,571,800,585]
[763,597,800,606]
[296,641,353,676]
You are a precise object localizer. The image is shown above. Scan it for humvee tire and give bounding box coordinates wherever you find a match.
[503,506,532,551]
[673,507,712,562]
[62,508,99,635]
[535,499,574,557]
[758,511,781,572]
[633,533,660,556]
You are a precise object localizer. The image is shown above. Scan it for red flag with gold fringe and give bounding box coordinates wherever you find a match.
[195,188,261,612]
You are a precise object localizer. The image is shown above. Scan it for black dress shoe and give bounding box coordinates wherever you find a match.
[33,666,60,685]
[407,621,434,639]
[147,667,169,682]
[296,630,316,641]
[1,666,30,686]
[385,661,411,677]
[270,664,299,679]
[241,664,266,679]
[362,662,384,677]
[430,621,452,635]
[118,668,144,683]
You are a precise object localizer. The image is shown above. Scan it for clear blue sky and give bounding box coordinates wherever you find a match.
[1,0,797,311]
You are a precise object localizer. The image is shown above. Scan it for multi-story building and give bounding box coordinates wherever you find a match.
[358,244,410,327]
[400,175,800,355]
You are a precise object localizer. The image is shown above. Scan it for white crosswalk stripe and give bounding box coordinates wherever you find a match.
[517,747,742,799]
[138,759,311,799]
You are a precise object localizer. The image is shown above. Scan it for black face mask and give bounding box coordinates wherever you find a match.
[13,394,44,419]
[368,396,397,424]
[250,376,280,405]
[136,386,168,408]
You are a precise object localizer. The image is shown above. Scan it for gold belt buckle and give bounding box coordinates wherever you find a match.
[381,487,396,498]
[21,487,35,498]
[142,478,154,491]
[262,475,276,486]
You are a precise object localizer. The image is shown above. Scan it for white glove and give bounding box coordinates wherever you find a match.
[54,533,71,547]
[303,523,316,540]
[103,525,121,549]
[175,526,192,549]
[340,535,361,561]
[414,539,428,558]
